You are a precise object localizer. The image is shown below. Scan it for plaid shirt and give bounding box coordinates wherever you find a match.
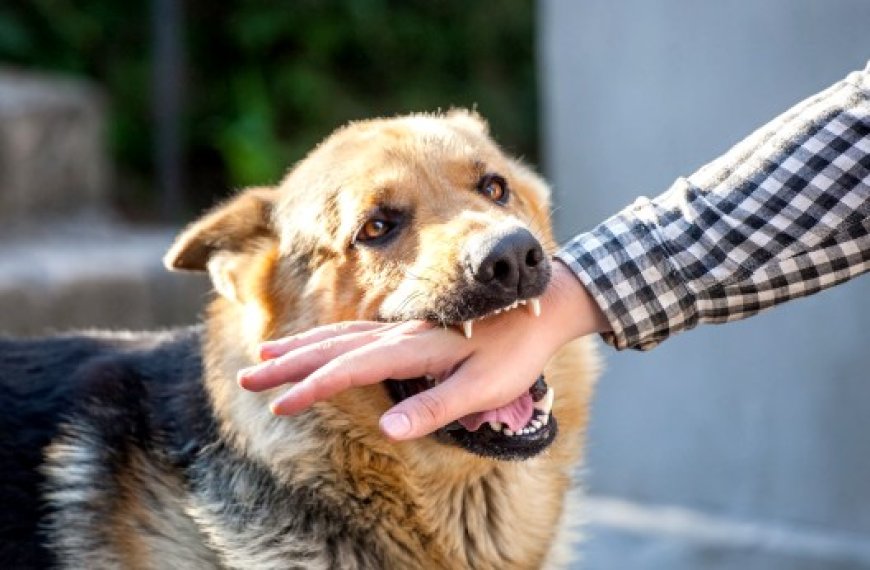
[557,62,870,351]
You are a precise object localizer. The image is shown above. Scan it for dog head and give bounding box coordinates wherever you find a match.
[165,110,570,462]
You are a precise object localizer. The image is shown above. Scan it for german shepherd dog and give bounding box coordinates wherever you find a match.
[0,111,597,568]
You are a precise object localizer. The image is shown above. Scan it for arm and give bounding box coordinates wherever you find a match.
[559,61,869,350]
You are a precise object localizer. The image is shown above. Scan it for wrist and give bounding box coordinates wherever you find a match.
[542,260,610,345]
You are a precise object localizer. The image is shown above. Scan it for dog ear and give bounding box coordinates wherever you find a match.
[445,108,490,135]
[164,186,276,301]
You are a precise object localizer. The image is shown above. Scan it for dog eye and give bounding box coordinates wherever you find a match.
[356,218,397,243]
[477,173,509,204]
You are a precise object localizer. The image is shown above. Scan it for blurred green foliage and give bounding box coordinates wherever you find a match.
[0,0,537,216]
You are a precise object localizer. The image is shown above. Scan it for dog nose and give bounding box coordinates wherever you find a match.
[467,228,546,294]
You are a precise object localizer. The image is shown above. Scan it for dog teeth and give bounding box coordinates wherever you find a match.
[488,421,503,432]
[503,428,514,437]
[471,298,541,325]
[540,413,549,426]
[533,387,554,416]
[532,419,542,429]
[462,321,473,339]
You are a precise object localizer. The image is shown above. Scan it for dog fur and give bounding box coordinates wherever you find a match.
[0,110,597,569]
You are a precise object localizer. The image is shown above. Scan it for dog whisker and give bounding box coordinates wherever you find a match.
[403,269,441,284]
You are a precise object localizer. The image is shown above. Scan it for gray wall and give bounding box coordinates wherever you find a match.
[539,1,870,568]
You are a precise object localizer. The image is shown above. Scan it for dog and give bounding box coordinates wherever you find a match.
[0,110,598,569]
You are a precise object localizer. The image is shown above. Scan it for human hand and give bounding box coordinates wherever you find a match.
[237,261,609,440]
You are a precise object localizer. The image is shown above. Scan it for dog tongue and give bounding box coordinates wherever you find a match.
[458,392,534,432]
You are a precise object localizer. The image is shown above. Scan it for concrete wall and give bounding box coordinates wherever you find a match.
[539,1,870,568]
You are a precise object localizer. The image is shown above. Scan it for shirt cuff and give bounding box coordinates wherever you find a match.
[556,199,699,351]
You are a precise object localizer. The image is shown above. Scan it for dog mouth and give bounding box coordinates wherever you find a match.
[385,374,556,461]
[384,371,557,461]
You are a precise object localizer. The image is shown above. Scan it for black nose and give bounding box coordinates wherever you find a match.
[467,228,546,295]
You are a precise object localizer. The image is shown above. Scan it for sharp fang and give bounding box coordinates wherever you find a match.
[462,321,473,339]
[528,298,541,317]
[488,421,503,432]
[504,428,514,437]
[532,419,542,429]
[540,414,549,426]
[533,387,555,416]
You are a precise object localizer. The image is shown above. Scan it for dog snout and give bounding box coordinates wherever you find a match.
[466,228,547,296]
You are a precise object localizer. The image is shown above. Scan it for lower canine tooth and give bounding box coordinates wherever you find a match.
[533,387,555,416]
[532,419,542,429]
[462,321,473,339]
[529,298,541,317]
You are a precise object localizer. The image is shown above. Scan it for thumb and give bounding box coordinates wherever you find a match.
[378,367,491,440]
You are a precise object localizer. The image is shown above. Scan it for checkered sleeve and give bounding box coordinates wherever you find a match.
[556,62,870,351]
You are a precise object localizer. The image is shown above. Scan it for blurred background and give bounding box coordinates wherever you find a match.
[0,1,868,568]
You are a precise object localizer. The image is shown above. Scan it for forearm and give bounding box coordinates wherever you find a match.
[557,62,870,351]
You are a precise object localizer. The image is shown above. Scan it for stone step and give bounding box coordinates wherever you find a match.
[0,218,209,336]
[0,68,109,221]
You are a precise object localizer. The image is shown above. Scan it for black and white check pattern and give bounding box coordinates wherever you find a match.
[557,62,870,351]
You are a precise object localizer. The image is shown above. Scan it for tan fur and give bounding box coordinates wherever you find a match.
[166,110,598,568]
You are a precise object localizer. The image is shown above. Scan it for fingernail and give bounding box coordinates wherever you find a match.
[380,413,411,439]
[237,368,253,385]
[259,346,276,361]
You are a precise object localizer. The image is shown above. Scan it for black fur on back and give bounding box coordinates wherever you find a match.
[0,328,388,568]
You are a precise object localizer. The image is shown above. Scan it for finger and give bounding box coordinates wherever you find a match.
[259,321,393,359]
[239,328,388,391]
[270,327,467,415]
[378,362,499,440]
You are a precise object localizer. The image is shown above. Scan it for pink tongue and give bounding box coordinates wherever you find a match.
[458,392,534,432]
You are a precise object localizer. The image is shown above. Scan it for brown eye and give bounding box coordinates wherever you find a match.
[356,218,396,243]
[477,173,509,204]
